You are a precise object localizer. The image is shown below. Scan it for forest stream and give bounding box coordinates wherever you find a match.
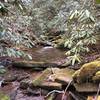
[0,0,100,99]
[0,46,100,100]
[0,46,69,100]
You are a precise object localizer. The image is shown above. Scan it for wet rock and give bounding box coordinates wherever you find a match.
[32,68,52,86]
[12,60,59,69]
[37,82,62,90]
[54,68,75,85]
[74,83,99,92]
[31,68,75,90]
[32,68,62,90]
[92,71,100,83]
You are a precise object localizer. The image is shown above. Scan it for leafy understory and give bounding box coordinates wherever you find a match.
[0,29,33,59]
[63,9,96,65]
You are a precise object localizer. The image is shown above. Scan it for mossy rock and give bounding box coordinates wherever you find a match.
[32,68,52,86]
[32,68,75,90]
[92,71,100,83]
[32,68,62,90]
[72,60,100,83]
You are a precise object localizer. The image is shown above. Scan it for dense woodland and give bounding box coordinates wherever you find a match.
[0,0,100,100]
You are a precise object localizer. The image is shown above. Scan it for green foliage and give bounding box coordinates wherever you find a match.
[0,47,32,60]
[5,48,32,60]
[0,1,34,60]
[0,65,6,74]
[0,2,8,15]
[0,27,33,60]
[64,9,96,65]
[0,68,6,74]
[96,0,100,4]
[13,0,27,12]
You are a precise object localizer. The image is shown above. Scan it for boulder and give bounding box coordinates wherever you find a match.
[92,71,100,83]
[19,68,75,91]
[74,83,99,92]
[72,60,100,84]
[32,68,75,90]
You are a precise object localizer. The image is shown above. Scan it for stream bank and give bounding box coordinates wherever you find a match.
[0,46,100,100]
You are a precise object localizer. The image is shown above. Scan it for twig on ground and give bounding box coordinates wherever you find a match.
[94,83,100,100]
[69,91,79,100]
[45,90,63,98]
[61,80,72,100]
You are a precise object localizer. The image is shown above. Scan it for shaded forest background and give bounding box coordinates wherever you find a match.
[0,0,100,60]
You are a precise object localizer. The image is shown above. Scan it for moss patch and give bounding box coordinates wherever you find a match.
[72,60,100,83]
[92,71,100,83]
[0,92,10,100]
[32,68,52,86]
